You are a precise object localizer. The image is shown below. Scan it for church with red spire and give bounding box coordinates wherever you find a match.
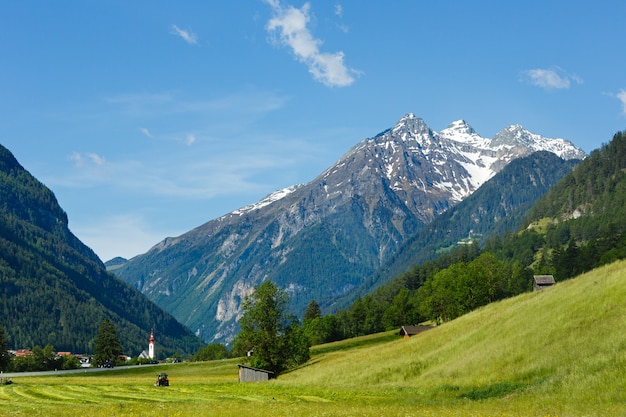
[148,329,155,359]
[139,329,156,361]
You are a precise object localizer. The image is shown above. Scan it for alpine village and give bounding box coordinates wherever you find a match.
[3,115,626,416]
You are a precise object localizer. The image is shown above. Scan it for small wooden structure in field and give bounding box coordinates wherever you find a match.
[398,325,432,339]
[238,364,274,382]
[533,275,555,291]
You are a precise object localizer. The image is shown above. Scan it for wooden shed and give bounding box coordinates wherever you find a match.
[398,325,432,339]
[238,364,274,383]
[533,275,555,291]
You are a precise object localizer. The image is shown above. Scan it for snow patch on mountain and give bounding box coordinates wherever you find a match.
[231,184,302,216]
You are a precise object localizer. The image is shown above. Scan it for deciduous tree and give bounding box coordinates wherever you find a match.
[193,343,230,361]
[233,281,309,375]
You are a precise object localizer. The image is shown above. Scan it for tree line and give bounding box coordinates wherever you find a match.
[0,318,125,372]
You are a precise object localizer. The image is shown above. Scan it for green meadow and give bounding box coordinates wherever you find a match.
[3,260,626,416]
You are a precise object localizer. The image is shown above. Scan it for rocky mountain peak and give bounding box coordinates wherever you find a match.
[491,125,587,160]
[492,124,534,147]
[442,119,477,136]
[392,113,432,137]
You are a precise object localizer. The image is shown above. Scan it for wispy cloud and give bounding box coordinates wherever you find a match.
[520,67,583,90]
[106,89,288,119]
[55,133,320,199]
[264,0,359,87]
[185,133,196,145]
[88,153,106,166]
[616,89,626,116]
[72,213,180,261]
[335,4,343,17]
[69,152,106,168]
[334,3,349,33]
[170,24,198,45]
[139,127,154,138]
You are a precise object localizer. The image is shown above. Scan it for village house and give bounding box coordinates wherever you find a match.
[10,349,33,357]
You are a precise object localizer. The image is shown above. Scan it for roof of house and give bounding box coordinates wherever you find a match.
[533,275,556,285]
[237,364,274,374]
[399,325,432,336]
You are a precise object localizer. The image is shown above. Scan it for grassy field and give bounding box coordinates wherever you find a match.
[3,260,626,416]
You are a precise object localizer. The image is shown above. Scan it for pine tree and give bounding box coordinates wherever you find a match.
[0,323,10,371]
[93,318,123,367]
[303,300,322,322]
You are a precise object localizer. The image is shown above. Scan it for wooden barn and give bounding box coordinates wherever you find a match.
[398,325,432,339]
[533,275,555,291]
[238,364,274,383]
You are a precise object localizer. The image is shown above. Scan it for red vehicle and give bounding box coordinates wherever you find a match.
[155,373,169,386]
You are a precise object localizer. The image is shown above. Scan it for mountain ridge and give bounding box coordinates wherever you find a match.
[113,114,585,344]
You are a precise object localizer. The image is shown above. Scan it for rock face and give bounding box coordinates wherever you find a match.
[113,114,586,343]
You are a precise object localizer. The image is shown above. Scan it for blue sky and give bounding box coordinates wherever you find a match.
[2,1,625,261]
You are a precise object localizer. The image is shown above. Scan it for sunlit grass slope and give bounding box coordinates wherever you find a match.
[280,259,626,415]
[2,260,626,416]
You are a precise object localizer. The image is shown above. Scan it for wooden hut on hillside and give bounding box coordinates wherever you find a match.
[398,325,432,339]
[238,364,274,382]
[533,275,555,291]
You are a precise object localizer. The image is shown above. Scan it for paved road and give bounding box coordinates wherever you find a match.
[0,364,162,378]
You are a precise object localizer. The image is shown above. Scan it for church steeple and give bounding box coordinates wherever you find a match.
[148,329,155,360]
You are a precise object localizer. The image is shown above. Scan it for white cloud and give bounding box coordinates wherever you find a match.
[521,67,583,90]
[335,4,343,17]
[170,24,198,45]
[185,133,196,145]
[69,151,84,168]
[616,89,626,116]
[264,1,358,87]
[87,153,106,166]
[140,127,154,138]
[69,151,105,168]
[334,3,349,33]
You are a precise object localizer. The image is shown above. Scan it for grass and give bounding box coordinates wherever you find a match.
[3,260,626,416]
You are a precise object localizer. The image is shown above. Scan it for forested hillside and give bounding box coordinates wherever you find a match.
[303,131,626,344]
[0,144,204,356]
[351,151,580,299]
[490,130,626,279]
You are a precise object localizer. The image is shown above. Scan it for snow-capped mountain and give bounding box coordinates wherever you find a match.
[113,114,586,343]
